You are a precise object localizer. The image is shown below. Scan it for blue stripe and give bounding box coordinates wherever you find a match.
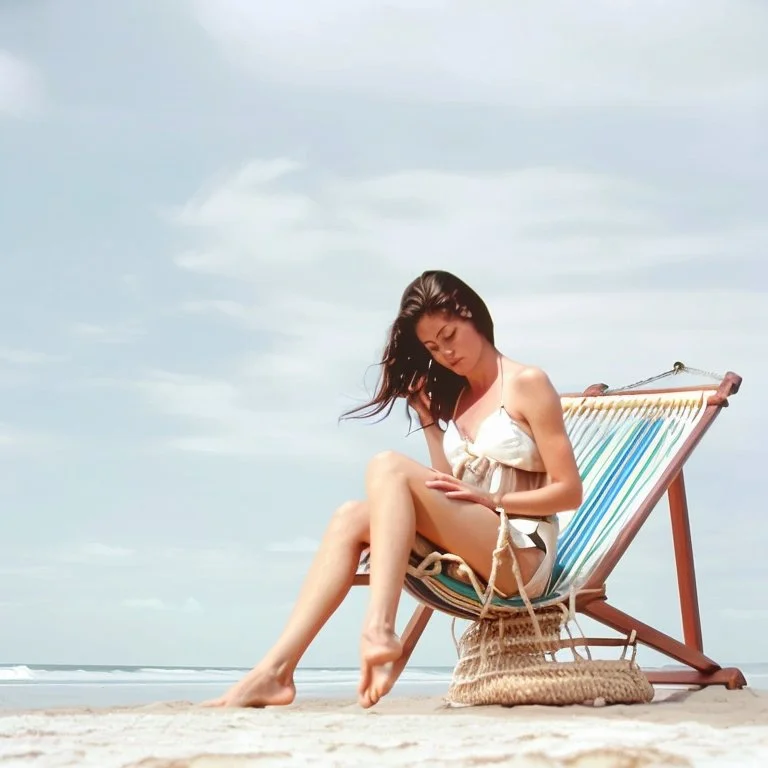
[557,418,657,559]
[550,418,663,585]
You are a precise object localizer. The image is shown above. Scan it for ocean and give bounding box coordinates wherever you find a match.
[1,663,766,710]
[0,664,455,709]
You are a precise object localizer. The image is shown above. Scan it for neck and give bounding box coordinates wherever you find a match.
[464,344,500,393]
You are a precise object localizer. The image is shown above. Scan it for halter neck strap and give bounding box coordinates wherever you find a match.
[451,352,503,421]
[498,353,504,407]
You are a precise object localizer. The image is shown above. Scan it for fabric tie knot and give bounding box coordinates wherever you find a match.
[455,447,496,484]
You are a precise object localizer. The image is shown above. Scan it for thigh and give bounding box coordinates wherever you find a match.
[367,452,541,595]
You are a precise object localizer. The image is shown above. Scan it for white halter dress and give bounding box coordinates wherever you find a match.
[441,366,559,599]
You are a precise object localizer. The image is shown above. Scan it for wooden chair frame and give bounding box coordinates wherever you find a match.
[353,371,747,691]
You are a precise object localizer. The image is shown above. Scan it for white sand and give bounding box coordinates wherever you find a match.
[1,688,766,767]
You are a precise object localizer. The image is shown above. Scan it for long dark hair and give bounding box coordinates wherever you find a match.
[341,270,495,428]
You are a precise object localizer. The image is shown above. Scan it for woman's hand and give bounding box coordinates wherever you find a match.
[406,373,433,424]
[425,471,497,511]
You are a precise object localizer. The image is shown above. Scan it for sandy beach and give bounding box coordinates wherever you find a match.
[1,687,766,767]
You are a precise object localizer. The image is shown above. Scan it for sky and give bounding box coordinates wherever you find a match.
[0,0,766,671]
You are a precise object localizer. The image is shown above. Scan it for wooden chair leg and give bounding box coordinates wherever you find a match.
[668,471,704,651]
[584,600,719,672]
[647,668,747,689]
[584,600,747,689]
[390,604,434,685]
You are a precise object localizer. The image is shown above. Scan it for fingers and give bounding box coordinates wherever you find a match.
[426,471,463,488]
[425,480,459,493]
[440,488,489,505]
[426,481,481,505]
[407,373,427,394]
[445,490,479,503]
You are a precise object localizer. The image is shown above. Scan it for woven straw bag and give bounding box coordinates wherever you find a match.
[446,607,654,707]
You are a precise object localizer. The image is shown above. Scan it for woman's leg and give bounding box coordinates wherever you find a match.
[359,451,544,708]
[205,500,371,707]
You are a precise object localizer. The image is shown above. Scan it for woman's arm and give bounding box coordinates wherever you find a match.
[406,375,453,475]
[418,419,453,475]
[493,367,583,518]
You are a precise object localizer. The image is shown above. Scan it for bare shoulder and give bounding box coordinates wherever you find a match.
[503,361,558,400]
[513,365,554,390]
[499,361,561,426]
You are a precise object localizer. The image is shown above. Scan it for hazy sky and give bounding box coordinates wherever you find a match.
[0,0,766,671]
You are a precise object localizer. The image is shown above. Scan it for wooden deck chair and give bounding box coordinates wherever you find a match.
[353,364,746,691]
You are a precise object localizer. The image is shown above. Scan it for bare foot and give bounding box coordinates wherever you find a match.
[358,628,402,709]
[201,666,296,709]
[359,664,399,710]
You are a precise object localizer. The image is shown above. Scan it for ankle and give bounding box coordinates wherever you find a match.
[259,658,295,685]
[363,618,396,635]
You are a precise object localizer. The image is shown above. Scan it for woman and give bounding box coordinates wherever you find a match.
[205,270,582,710]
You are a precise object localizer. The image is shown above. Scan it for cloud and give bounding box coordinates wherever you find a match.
[82,543,134,558]
[0,347,66,389]
[0,544,134,586]
[58,543,136,564]
[168,160,766,292]
[0,50,43,117]
[178,299,271,329]
[0,424,67,454]
[70,321,145,345]
[0,348,65,365]
[122,597,203,613]
[134,357,380,459]
[123,598,167,611]
[143,158,767,460]
[156,546,313,583]
[0,565,60,579]
[2,545,299,605]
[192,0,768,109]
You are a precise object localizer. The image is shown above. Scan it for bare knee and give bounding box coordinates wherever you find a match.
[328,499,369,543]
[366,450,411,486]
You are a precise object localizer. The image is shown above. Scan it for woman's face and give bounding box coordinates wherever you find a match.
[415,311,484,375]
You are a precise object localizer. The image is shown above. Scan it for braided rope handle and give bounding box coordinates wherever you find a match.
[480,510,548,646]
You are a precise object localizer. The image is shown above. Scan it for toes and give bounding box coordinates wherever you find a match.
[358,680,374,709]
[358,659,378,709]
[365,687,381,708]
[370,680,384,706]
[358,666,392,709]
[358,660,372,696]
